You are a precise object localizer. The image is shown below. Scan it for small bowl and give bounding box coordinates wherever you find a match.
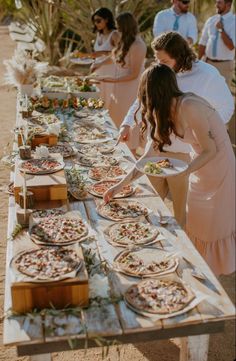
[158,216,169,226]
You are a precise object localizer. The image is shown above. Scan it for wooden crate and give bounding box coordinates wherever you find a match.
[14,157,68,203]
[18,133,58,149]
[11,246,89,313]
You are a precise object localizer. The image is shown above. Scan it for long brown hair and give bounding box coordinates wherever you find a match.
[136,64,183,152]
[151,32,196,72]
[91,7,116,33]
[113,12,138,67]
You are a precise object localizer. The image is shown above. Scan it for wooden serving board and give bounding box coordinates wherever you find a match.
[18,133,58,149]
[10,236,89,313]
[14,156,68,203]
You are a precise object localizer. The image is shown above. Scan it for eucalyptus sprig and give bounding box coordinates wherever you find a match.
[10,223,23,240]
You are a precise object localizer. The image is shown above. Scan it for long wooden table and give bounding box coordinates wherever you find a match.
[3,98,235,361]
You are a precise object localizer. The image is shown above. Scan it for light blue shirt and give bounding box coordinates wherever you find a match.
[199,11,236,60]
[153,7,198,44]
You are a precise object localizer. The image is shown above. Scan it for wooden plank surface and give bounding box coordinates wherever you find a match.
[3,95,235,355]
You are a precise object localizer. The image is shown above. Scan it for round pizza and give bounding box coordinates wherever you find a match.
[77,143,115,157]
[89,180,133,199]
[47,142,74,158]
[73,125,112,143]
[32,208,66,219]
[88,165,126,181]
[124,279,195,315]
[114,249,178,276]
[12,247,81,280]
[76,155,118,167]
[108,222,159,246]
[30,216,88,245]
[28,113,60,127]
[97,200,148,221]
[20,158,64,174]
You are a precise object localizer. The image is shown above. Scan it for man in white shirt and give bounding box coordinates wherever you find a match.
[153,0,198,45]
[117,32,234,226]
[198,0,235,87]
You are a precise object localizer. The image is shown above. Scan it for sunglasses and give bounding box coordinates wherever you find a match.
[94,18,102,24]
[180,0,190,4]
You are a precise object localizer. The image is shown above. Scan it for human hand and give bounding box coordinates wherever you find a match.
[215,19,223,30]
[103,183,122,203]
[116,125,131,145]
[101,77,115,83]
[90,62,99,73]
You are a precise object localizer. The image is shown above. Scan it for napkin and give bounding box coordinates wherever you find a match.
[35,145,50,158]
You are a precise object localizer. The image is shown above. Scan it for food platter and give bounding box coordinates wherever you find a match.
[124,278,195,316]
[30,215,89,246]
[76,154,119,167]
[73,126,114,144]
[136,157,188,177]
[76,142,116,157]
[97,200,148,222]
[113,247,179,277]
[88,165,126,181]
[19,158,65,175]
[11,247,83,282]
[46,142,75,158]
[88,179,134,199]
[32,208,66,219]
[70,57,94,65]
[105,221,160,248]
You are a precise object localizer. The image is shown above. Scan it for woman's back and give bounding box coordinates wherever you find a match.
[109,35,146,126]
[179,93,231,153]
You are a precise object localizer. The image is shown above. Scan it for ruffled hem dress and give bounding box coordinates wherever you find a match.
[180,94,235,275]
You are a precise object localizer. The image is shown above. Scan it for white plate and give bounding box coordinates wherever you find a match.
[70,58,94,65]
[136,157,188,178]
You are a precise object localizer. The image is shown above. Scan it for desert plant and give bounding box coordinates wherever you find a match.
[11,0,221,65]
[4,48,48,86]
[14,0,68,65]
[60,0,161,53]
[11,0,163,64]
[0,0,16,23]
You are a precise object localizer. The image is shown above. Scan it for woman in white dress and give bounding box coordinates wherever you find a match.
[91,8,119,107]
[92,12,147,127]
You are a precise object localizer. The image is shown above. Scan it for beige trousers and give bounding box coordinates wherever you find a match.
[148,152,191,228]
[206,59,234,88]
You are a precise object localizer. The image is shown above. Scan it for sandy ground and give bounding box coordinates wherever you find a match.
[0,27,235,361]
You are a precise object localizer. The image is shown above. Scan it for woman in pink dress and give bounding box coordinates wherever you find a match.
[92,12,146,127]
[104,64,235,276]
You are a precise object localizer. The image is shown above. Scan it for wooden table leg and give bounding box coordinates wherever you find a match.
[30,354,52,361]
[179,335,209,361]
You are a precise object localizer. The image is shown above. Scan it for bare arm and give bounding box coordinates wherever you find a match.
[198,19,209,59]
[216,20,235,50]
[220,29,235,50]
[91,50,111,58]
[198,44,206,59]
[103,139,155,202]
[90,56,112,72]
